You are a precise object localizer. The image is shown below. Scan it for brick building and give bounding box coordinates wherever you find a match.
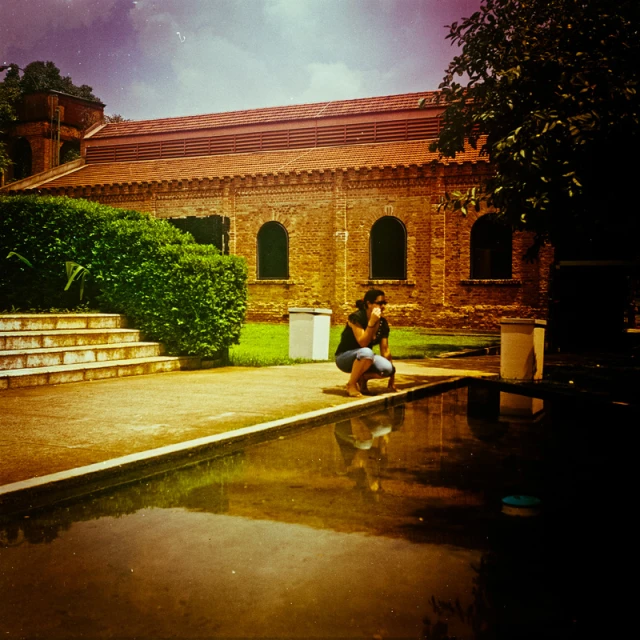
[1,90,104,183]
[3,91,553,329]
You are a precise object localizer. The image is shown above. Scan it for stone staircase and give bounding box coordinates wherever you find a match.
[0,313,203,389]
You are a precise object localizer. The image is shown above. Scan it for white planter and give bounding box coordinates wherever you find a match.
[500,318,547,381]
[288,308,332,360]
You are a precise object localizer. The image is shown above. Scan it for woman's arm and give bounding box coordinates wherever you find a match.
[350,320,379,347]
[350,307,382,347]
[380,337,397,391]
[379,337,392,360]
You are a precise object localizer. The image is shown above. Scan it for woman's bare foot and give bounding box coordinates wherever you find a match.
[346,384,363,397]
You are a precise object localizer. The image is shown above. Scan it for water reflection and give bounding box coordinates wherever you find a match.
[334,406,404,500]
[1,388,547,548]
[0,453,246,547]
[0,385,623,639]
[467,384,545,442]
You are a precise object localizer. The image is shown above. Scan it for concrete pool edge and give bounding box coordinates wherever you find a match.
[0,376,470,517]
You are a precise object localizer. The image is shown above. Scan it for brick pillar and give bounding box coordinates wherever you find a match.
[332,171,349,320]
[430,166,447,308]
[24,136,54,174]
[220,180,236,255]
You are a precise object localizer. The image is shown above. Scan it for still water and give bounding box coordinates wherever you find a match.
[0,383,620,638]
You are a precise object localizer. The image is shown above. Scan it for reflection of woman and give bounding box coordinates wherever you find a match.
[335,289,396,397]
[333,408,404,499]
[334,417,387,498]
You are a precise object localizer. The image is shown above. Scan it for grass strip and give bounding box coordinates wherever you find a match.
[229,322,499,367]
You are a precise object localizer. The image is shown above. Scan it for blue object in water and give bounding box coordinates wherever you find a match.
[502,495,541,516]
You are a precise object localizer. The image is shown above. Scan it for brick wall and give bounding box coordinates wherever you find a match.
[48,163,552,331]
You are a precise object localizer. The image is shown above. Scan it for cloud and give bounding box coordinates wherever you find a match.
[120,15,287,118]
[1,0,484,119]
[169,36,282,114]
[296,62,366,104]
[0,0,121,60]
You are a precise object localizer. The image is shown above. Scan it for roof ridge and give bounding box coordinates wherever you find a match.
[102,90,441,129]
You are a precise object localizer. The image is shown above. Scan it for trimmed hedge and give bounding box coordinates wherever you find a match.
[0,195,247,356]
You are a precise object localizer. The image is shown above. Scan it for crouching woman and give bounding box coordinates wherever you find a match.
[335,289,397,397]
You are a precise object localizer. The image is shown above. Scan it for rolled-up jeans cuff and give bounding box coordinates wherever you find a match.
[335,348,394,377]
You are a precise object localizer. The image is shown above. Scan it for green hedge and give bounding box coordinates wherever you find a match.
[0,195,247,357]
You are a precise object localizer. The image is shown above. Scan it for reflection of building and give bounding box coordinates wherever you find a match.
[2,90,104,182]
[2,91,552,328]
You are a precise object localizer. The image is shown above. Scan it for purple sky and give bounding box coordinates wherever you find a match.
[1,0,481,121]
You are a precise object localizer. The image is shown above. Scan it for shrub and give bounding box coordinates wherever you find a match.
[0,195,247,356]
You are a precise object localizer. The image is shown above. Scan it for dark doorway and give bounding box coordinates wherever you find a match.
[12,138,32,180]
[548,263,632,351]
[168,215,230,254]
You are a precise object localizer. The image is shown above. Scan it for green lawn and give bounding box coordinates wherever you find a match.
[228,322,499,367]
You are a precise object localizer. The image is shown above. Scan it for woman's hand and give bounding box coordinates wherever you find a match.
[368,306,382,326]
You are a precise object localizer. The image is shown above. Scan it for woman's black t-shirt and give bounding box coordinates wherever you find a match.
[335,308,390,355]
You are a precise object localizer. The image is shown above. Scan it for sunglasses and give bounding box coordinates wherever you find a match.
[373,300,387,306]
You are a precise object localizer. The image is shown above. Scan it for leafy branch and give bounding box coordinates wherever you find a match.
[64,261,90,300]
[6,251,33,268]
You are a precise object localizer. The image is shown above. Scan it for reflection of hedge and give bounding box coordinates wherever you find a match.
[0,195,247,356]
[0,453,245,546]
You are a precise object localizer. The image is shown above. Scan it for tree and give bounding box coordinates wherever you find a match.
[18,61,100,101]
[0,65,21,174]
[428,0,640,259]
[104,114,130,123]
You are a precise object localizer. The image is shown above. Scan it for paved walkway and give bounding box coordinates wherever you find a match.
[0,356,499,491]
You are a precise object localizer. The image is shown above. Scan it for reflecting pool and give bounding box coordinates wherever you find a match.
[0,383,623,638]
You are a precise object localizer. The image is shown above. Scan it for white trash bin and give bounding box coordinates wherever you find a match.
[288,308,332,360]
[500,318,547,381]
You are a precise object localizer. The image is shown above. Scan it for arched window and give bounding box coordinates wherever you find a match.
[370,216,407,280]
[470,214,512,279]
[257,221,289,279]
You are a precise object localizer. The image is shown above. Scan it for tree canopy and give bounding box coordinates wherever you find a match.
[0,61,101,174]
[104,113,130,123]
[16,61,100,101]
[430,0,640,258]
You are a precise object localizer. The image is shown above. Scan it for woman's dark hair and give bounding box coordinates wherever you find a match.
[355,289,385,310]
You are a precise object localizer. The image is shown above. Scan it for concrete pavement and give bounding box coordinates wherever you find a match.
[0,356,499,514]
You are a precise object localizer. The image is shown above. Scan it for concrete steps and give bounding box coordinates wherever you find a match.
[0,313,201,389]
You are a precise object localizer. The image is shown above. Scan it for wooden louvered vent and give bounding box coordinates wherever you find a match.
[85,116,441,164]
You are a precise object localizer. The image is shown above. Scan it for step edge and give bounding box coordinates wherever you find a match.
[0,356,187,377]
[0,329,140,337]
[0,342,162,356]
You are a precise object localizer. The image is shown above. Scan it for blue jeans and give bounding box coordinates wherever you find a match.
[335,348,395,377]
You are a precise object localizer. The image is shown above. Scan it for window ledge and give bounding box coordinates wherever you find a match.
[363,279,416,286]
[249,279,295,285]
[460,279,521,286]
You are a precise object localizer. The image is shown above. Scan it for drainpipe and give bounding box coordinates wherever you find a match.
[54,107,61,167]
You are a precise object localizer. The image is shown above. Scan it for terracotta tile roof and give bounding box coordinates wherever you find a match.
[34,140,487,190]
[91,91,442,139]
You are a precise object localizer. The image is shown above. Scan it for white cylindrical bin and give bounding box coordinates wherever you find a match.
[288,308,332,360]
[500,318,547,381]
